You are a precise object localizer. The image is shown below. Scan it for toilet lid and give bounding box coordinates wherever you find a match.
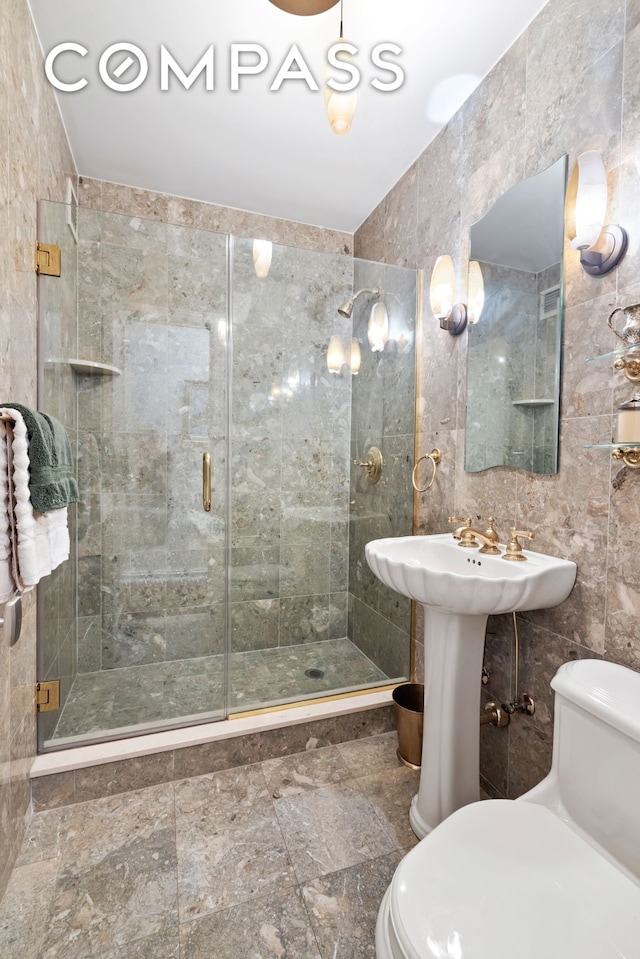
[389,800,640,959]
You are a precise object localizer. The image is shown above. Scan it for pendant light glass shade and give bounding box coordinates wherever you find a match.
[568,151,608,250]
[253,239,273,278]
[368,301,389,352]
[325,86,357,135]
[467,261,485,324]
[430,255,456,321]
[327,334,346,374]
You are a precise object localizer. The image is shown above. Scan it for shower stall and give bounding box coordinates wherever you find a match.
[36,199,418,750]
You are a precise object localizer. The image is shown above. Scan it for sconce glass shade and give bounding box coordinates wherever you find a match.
[349,337,361,374]
[368,301,389,352]
[430,255,456,320]
[327,334,346,374]
[565,151,628,275]
[253,239,273,278]
[467,261,485,324]
[569,151,608,250]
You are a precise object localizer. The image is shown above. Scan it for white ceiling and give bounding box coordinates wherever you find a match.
[28,0,550,233]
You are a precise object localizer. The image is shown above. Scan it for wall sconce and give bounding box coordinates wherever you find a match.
[430,255,467,336]
[253,239,272,278]
[566,151,628,276]
[367,301,389,352]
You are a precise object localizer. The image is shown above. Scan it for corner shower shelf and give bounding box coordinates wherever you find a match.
[68,359,121,377]
[512,399,554,408]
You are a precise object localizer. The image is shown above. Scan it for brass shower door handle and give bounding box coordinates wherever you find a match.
[203,452,211,512]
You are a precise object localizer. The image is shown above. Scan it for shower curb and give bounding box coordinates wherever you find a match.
[31,691,394,810]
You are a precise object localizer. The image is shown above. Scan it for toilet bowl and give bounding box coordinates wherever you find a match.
[376,659,640,959]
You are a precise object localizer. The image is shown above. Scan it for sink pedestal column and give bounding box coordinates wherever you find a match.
[409,607,488,839]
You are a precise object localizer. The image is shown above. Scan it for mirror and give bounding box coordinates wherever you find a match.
[465,156,567,474]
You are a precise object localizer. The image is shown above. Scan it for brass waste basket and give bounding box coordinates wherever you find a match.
[392,682,424,769]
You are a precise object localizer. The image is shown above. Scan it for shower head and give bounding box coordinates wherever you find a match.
[337,288,381,318]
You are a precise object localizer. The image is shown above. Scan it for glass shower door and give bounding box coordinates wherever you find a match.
[38,202,230,748]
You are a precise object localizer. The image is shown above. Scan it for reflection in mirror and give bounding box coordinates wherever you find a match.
[465,156,567,474]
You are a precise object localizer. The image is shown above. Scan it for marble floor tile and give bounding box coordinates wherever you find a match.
[355,766,421,851]
[274,782,397,883]
[2,732,418,959]
[179,886,322,959]
[38,785,179,959]
[337,731,402,777]
[175,766,296,920]
[0,859,59,959]
[262,745,351,798]
[301,852,402,959]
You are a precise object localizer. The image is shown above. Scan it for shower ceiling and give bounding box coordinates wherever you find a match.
[28,0,549,233]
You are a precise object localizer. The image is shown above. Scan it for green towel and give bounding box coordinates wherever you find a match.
[1,403,79,512]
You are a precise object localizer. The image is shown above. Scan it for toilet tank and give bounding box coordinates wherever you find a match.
[527,659,640,882]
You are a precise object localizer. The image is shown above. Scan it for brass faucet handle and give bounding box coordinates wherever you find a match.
[484,517,499,540]
[503,528,536,562]
[448,515,472,527]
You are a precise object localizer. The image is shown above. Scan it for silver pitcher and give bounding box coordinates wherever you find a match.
[608,304,640,345]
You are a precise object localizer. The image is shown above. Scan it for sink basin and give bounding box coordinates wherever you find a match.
[365,533,577,616]
[366,532,576,838]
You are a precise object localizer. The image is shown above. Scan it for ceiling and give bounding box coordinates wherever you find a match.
[28,0,549,234]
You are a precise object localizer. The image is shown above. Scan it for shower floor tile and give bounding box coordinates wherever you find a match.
[2,732,417,959]
[50,637,390,743]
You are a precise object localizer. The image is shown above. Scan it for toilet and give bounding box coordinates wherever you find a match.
[376,659,640,959]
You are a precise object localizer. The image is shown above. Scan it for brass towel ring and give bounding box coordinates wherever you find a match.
[412,449,442,492]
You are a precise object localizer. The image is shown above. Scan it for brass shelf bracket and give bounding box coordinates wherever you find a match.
[612,447,640,469]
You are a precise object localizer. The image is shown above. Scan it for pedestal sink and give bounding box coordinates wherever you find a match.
[365,533,577,838]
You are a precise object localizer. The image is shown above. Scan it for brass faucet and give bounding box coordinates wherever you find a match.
[448,516,501,555]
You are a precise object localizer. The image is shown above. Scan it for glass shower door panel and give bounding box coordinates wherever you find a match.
[36,200,79,748]
[40,203,229,747]
[229,237,386,712]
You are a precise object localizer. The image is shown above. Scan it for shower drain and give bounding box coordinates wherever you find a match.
[304,667,325,680]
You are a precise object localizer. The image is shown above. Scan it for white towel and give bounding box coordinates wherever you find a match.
[0,408,70,590]
[0,421,16,602]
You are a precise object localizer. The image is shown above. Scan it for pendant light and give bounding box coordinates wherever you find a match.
[325,0,357,135]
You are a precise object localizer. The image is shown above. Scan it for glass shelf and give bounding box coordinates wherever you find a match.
[585,342,640,364]
[584,443,640,469]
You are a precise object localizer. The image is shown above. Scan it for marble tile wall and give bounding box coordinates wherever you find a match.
[355,0,640,799]
[0,0,77,899]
